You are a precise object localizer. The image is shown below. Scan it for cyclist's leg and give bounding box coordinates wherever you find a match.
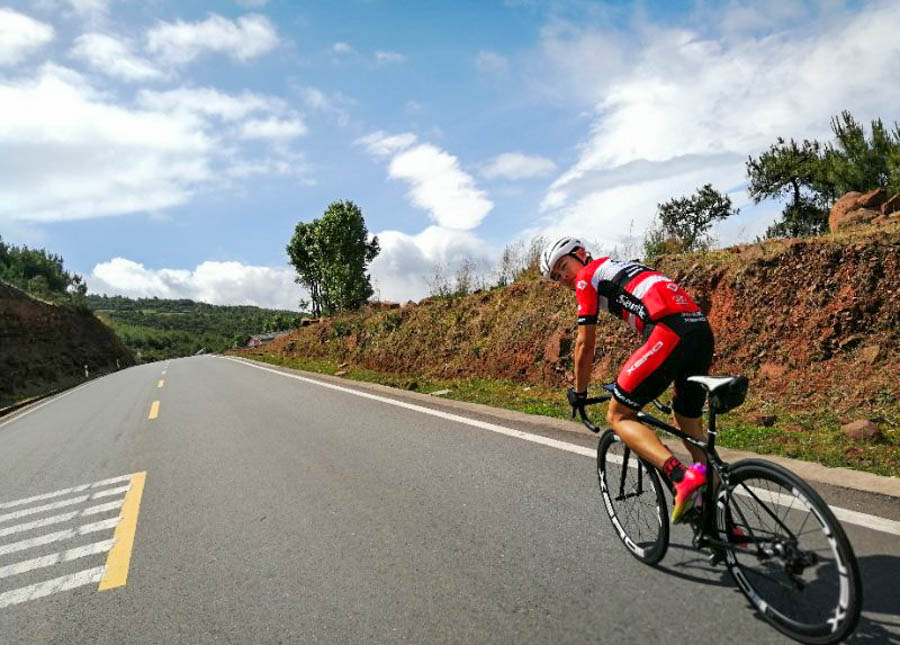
[606,399,672,468]
[610,323,709,523]
[673,412,705,464]
[671,318,715,463]
[608,321,682,469]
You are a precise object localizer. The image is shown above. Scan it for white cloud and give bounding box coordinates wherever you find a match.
[539,1,900,248]
[358,132,496,299]
[137,86,282,121]
[476,50,509,72]
[374,50,406,65]
[542,164,750,257]
[0,9,54,66]
[355,130,417,157]
[238,116,307,140]
[481,152,555,180]
[358,130,493,231]
[298,85,351,126]
[34,0,110,18]
[0,64,212,222]
[70,33,164,81]
[388,144,493,230]
[717,0,809,35]
[331,41,354,55]
[225,158,294,178]
[88,258,305,310]
[369,226,491,302]
[146,13,280,65]
[0,64,309,223]
[534,20,628,106]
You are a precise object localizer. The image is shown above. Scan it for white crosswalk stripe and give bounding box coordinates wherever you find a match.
[0,539,115,580]
[0,474,131,511]
[0,495,90,525]
[0,567,106,609]
[0,517,120,557]
[0,499,125,539]
[0,474,137,610]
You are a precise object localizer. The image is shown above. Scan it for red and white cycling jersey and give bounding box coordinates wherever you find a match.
[575,257,700,335]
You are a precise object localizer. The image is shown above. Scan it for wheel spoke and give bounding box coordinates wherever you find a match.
[719,464,860,642]
[599,436,667,564]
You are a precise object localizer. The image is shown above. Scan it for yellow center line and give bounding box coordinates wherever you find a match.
[157,380,164,388]
[148,401,160,419]
[98,471,147,591]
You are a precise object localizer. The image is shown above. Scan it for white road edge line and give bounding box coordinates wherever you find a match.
[224,356,900,538]
[0,566,105,609]
[739,485,900,539]
[0,380,97,431]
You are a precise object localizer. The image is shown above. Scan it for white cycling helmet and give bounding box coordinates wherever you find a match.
[540,236,587,279]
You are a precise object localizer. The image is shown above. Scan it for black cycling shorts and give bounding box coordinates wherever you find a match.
[612,312,715,418]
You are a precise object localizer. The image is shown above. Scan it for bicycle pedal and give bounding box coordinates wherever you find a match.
[708,549,726,566]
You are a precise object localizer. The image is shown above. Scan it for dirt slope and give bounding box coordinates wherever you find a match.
[0,282,135,407]
[240,224,898,428]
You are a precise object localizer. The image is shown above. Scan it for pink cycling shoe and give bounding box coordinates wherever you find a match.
[671,463,707,524]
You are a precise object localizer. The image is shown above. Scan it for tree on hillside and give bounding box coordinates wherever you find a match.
[264,313,296,332]
[820,111,900,196]
[644,184,738,260]
[286,200,380,316]
[746,137,830,238]
[286,221,324,315]
[748,112,900,238]
[0,235,87,300]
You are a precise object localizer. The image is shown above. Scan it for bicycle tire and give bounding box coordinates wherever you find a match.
[596,429,669,565]
[716,459,862,644]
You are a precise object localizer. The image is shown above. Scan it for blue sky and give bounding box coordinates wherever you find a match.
[1,0,898,308]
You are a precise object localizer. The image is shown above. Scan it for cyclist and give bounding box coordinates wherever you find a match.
[541,237,713,523]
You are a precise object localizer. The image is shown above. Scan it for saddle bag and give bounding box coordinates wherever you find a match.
[709,376,749,414]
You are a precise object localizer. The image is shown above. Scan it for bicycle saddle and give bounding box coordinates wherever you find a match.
[686,375,749,413]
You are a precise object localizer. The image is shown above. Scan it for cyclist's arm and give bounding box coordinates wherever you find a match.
[574,323,596,393]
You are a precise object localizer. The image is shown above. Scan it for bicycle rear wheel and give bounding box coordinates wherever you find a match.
[717,459,862,644]
[596,430,669,565]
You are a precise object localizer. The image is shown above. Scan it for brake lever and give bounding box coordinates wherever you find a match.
[577,406,601,433]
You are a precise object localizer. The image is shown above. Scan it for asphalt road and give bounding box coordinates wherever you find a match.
[0,356,897,644]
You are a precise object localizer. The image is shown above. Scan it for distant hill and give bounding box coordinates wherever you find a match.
[85,294,304,361]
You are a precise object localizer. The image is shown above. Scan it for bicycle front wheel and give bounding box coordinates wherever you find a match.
[717,459,862,644]
[596,430,669,565]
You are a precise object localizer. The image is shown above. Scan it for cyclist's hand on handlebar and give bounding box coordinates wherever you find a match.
[566,387,588,417]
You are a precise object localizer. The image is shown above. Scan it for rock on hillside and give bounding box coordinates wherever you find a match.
[0,282,135,407]
[239,223,898,421]
[829,188,900,232]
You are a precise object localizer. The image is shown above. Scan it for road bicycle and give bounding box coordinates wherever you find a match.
[575,375,862,644]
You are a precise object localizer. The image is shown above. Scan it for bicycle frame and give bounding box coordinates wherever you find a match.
[578,388,862,642]
[578,391,738,552]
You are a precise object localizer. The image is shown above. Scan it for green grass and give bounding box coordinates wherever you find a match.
[721,406,900,477]
[239,352,900,478]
